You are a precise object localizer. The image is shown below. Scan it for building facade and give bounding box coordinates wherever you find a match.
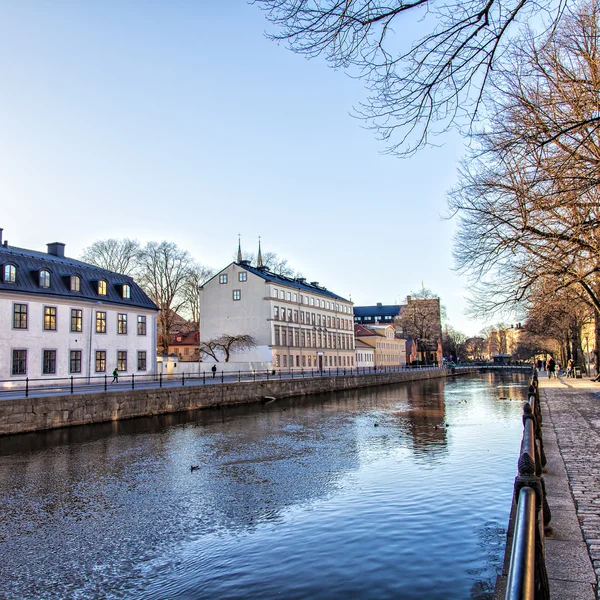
[355,339,375,368]
[0,235,158,382]
[199,259,355,370]
[354,323,406,367]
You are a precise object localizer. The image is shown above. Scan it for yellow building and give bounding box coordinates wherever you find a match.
[354,324,406,367]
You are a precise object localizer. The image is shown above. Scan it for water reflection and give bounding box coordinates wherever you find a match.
[0,373,528,600]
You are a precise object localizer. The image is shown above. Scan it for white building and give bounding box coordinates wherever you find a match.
[0,232,158,383]
[355,339,375,369]
[199,251,355,370]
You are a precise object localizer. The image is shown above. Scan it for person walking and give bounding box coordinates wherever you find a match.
[111,368,119,384]
[548,357,556,379]
[211,364,217,379]
[567,358,574,378]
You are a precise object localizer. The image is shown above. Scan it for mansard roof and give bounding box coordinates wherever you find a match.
[0,244,158,311]
[353,304,403,318]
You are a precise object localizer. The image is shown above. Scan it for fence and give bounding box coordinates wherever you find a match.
[0,364,448,399]
[505,369,551,600]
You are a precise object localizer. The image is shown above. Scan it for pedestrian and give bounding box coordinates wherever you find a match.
[211,364,217,379]
[556,359,562,377]
[112,368,119,383]
[548,357,556,379]
[567,358,574,378]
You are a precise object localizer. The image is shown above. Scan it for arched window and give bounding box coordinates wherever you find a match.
[70,275,81,292]
[98,280,107,295]
[4,264,16,283]
[39,270,50,288]
[122,284,131,299]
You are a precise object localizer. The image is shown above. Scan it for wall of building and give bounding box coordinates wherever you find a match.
[0,291,157,381]
[0,368,471,436]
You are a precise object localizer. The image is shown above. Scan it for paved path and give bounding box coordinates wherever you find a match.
[539,377,600,599]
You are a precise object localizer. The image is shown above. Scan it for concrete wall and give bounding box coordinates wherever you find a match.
[0,368,475,436]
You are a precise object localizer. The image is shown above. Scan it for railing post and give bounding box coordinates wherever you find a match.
[203,371,206,384]
[25,377,29,398]
[159,372,162,388]
[104,374,107,391]
[132,374,135,389]
[70,375,74,394]
[221,371,224,383]
[238,370,241,382]
[182,372,185,386]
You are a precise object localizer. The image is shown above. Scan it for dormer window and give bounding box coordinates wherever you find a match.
[98,280,107,295]
[39,270,50,288]
[122,284,131,299]
[70,275,80,292]
[4,264,16,283]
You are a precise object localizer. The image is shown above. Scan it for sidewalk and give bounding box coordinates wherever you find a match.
[539,376,600,598]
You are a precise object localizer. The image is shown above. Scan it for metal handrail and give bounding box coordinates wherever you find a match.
[0,363,452,400]
[505,368,550,600]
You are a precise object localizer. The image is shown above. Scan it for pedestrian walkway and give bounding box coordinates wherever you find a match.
[539,376,600,599]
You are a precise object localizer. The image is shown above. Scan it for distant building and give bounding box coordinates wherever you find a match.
[354,323,406,367]
[355,339,375,369]
[353,303,400,325]
[0,231,158,381]
[169,331,199,361]
[199,244,355,370]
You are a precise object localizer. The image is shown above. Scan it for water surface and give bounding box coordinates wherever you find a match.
[0,373,527,599]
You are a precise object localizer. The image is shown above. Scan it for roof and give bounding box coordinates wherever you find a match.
[169,332,199,345]
[354,323,377,337]
[355,339,374,349]
[0,244,158,311]
[203,262,350,302]
[353,304,403,318]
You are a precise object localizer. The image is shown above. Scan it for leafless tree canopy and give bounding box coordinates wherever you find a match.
[255,0,567,155]
[448,0,600,317]
[80,238,141,276]
[200,334,258,362]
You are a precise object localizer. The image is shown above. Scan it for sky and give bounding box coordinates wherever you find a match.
[0,0,496,336]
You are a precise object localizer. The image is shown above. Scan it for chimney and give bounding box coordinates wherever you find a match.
[310,281,319,286]
[297,277,306,283]
[47,242,65,258]
[377,302,382,307]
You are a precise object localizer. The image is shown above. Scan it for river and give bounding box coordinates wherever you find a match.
[0,372,528,599]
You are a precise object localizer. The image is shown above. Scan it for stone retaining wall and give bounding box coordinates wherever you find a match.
[0,368,475,436]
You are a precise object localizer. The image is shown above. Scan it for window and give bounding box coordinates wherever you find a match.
[43,306,57,331]
[118,313,127,334]
[294,310,298,322]
[95,351,106,372]
[233,289,241,301]
[281,308,286,322]
[71,309,82,332]
[43,350,56,374]
[70,350,82,374]
[274,306,279,320]
[122,284,131,299]
[138,351,147,371]
[12,349,27,375]
[39,270,50,288]
[287,308,292,321]
[275,354,280,367]
[283,355,287,368]
[274,326,280,345]
[287,292,291,301]
[279,290,284,299]
[98,280,107,295]
[300,312,304,324]
[13,304,27,329]
[239,272,247,282]
[310,298,314,306]
[219,274,228,284]
[117,351,127,371]
[272,288,278,298]
[4,264,16,283]
[137,315,147,335]
[96,311,106,333]
[70,275,80,291]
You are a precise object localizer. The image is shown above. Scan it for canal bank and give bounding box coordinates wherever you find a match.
[0,367,476,436]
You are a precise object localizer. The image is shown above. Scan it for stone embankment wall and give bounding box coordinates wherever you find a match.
[0,368,476,436]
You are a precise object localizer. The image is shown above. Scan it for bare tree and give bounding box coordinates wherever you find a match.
[396,294,443,363]
[448,1,600,317]
[181,263,214,326]
[137,242,194,354]
[255,0,568,155]
[200,334,258,362]
[80,238,141,276]
[442,325,467,361]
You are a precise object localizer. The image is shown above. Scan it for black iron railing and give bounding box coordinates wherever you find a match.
[0,364,449,400]
[505,369,550,600]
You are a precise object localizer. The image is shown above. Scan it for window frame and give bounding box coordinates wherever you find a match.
[11,349,27,376]
[238,272,247,282]
[137,315,147,336]
[70,275,81,292]
[70,350,82,374]
[98,280,107,296]
[122,284,131,299]
[117,350,127,372]
[117,313,128,335]
[232,289,241,301]
[137,351,147,371]
[70,308,83,333]
[39,269,51,288]
[12,303,28,329]
[4,263,16,283]
[42,349,57,375]
[219,274,228,284]
[96,311,107,334]
[43,306,57,331]
[95,350,106,373]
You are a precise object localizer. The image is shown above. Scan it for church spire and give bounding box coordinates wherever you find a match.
[237,234,242,263]
[257,236,263,268]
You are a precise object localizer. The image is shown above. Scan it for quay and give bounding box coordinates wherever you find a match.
[496,376,600,599]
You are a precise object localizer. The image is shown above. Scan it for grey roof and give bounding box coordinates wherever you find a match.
[201,262,350,302]
[0,245,158,311]
[353,305,403,318]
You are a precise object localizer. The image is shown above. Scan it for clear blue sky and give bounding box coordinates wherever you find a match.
[0,0,496,336]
